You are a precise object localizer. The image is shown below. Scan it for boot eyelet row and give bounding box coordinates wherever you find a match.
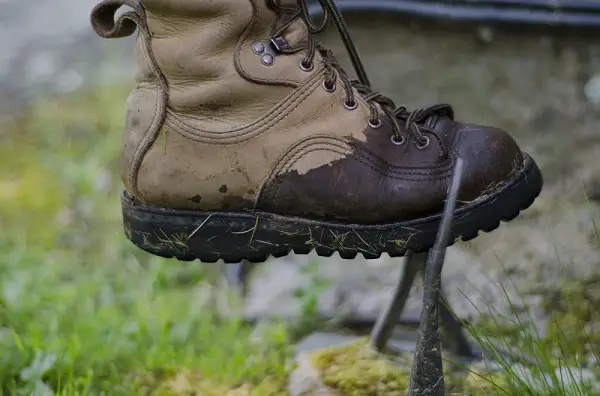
[390,134,406,146]
[368,118,382,129]
[344,100,358,111]
[416,136,431,150]
[322,80,336,93]
[300,60,314,72]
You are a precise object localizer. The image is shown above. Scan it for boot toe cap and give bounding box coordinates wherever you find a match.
[451,123,524,201]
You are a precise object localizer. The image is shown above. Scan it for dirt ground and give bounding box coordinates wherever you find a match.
[3,2,600,320]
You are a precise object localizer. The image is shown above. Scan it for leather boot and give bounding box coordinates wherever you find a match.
[90,0,542,262]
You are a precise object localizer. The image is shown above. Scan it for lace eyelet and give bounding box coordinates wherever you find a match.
[261,54,275,66]
[344,99,358,111]
[300,60,314,72]
[390,134,406,146]
[416,136,431,150]
[252,42,265,55]
[368,118,382,129]
[322,80,336,93]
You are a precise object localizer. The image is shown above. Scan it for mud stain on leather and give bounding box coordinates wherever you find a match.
[236,167,252,184]
[131,116,140,128]
[189,195,202,203]
[257,134,455,223]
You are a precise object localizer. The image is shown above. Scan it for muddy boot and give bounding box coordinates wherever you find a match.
[90,0,542,263]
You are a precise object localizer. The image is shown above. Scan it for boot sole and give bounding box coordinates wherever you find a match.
[122,154,542,263]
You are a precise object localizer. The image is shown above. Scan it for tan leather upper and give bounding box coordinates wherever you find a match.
[92,0,373,210]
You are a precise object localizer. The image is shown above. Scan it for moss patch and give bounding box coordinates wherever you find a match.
[541,277,600,364]
[460,370,508,394]
[145,369,287,395]
[310,338,410,395]
[308,339,514,395]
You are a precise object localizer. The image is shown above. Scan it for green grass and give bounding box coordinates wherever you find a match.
[460,280,600,395]
[0,86,290,395]
[1,83,599,395]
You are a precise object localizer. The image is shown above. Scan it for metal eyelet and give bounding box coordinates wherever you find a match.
[344,99,358,111]
[368,118,382,129]
[322,80,336,93]
[390,134,406,146]
[261,54,274,66]
[300,60,314,72]
[252,42,265,55]
[416,135,431,150]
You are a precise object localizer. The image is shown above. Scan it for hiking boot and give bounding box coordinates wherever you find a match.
[90,0,542,263]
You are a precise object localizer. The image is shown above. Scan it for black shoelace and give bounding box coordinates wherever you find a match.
[266,0,454,148]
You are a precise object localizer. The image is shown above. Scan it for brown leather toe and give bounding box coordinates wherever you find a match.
[439,120,524,202]
[257,116,527,224]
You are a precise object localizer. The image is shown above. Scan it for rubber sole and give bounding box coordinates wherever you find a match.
[122,154,543,263]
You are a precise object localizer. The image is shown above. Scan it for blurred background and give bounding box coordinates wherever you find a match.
[1,1,600,394]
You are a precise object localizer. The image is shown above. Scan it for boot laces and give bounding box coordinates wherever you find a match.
[267,0,454,148]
